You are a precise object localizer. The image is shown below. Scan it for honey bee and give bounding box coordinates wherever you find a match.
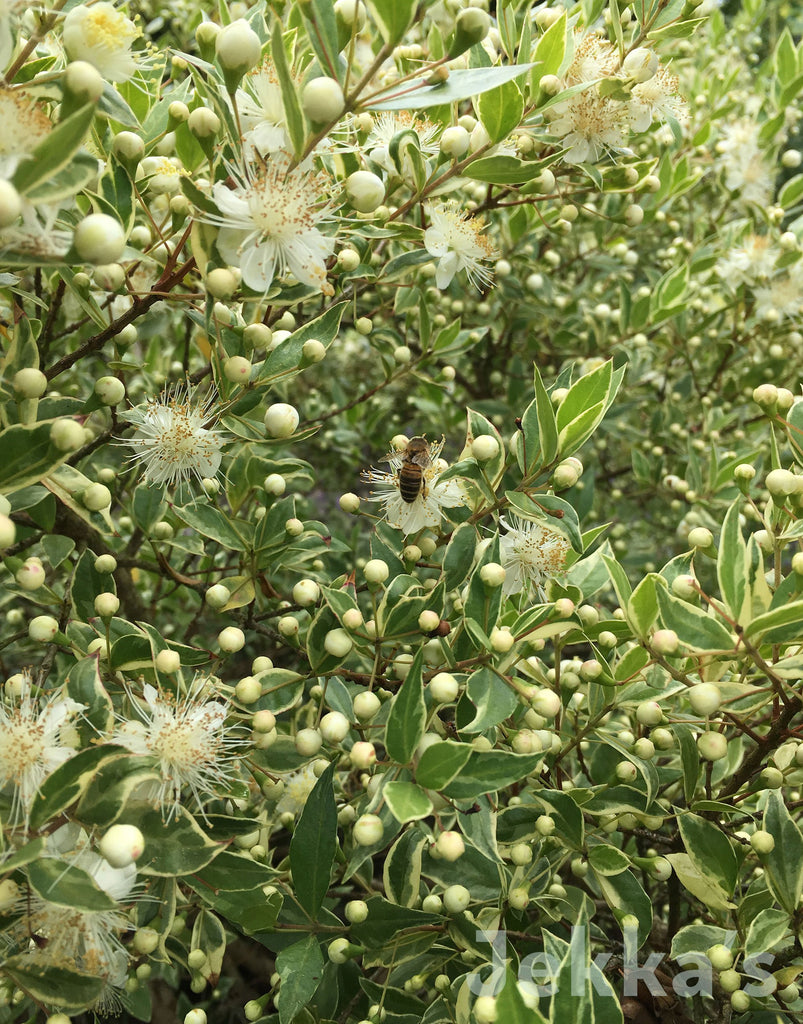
[384,436,432,503]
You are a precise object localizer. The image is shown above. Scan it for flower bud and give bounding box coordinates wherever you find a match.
[218,626,245,652]
[697,731,727,761]
[447,7,490,58]
[155,649,180,674]
[622,47,658,82]
[215,19,262,77]
[99,823,145,867]
[302,76,345,123]
[353,813,384,846]
[440,125,470,158]
[364,559,389,584]
[320,711,350,744]
[295,727,323,756]
[324,628,353,658]
[350,740,377,768]
[83,483,112,511]
[29,614,59,641]
[0,514,16,549]
[471,434,499,461]
[480,562,506,588]
[14,368,47,398]
[94,592,120,618]
[50,418,85,452]
[264,402,300,438]
[0,179,22,227]
[74,213,126,264]
[345,170,385,213]
[95,375,126,406]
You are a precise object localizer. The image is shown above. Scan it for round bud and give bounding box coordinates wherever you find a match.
[339,492,361,513]
[761,766,784,789]
[350,740,377,769]
[29,615,59,642]
[302,76,345,123]
[74,213,126,264]
[364,559,390,584]
[278,615,299,637]
[95,375,126,406]
[443,884,470,913]
[652,628,679,655]
[215,19,262,73]
[320,711,350,744]
[265,474,286,496]
[188,106,220,138]
[429,672,459,703]
[0,879,20,912]
[205,584,231,609]
[50,418,86,452]
[353,813,384,846]
[0,179,22,226]
[718,970,741,994]
[99,823,145,867]
[82,483,112,511]
[437,125,469,160]
[94,592,120,618]
[0,514,16,549]
[184,1010,207,1024]
[697,731,728,761]
[218,626,245,652]
[471,434,500,462]
[688,526,713,548]
[328,937,352,964]
[418,609,440,633]
[252,709,276,733]
[155,649,180,674]
[480,562,506,588]
[345,899,369,924]
[235,676,261,703]
[622,46,659,82]
[295,728,323,756]
[490,627,515,653]
[750,830,775,855]
[616,761,638,783]
[345,170,385,213]
[435,831,465,861]
[688,683,721,716]
[633,737,655,761]
[766,468,798,497]
[636,701,663,726]
[324,628,353,658]
[779,983,799,1003]
[353,691,381,721]
[302,338,326,363]
[13,367,47,398]
[223,356,251,384]
[16,559,45,590]
[113,130,144,163]
[264,402,300,438]
[293,579,320,607]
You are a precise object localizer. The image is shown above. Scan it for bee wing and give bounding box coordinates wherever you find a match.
[411,450,432,469]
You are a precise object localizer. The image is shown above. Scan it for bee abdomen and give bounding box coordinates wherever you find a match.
[398,465,423,503]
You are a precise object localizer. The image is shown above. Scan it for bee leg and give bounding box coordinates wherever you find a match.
[421,481,429,499]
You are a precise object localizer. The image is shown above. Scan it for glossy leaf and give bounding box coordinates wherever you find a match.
[289,761,337,917]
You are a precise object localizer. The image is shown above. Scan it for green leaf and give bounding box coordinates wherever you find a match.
[442,749,544,799]
[385,647,426,764]
[763,790,803,914]
[674,724,700,805]
[655,586,734,651]
[276,935,325,1024]
[466,153,560,185]
[533,9,567,78]
[258,303,346,381]
[173,503,251,551]
[289,761,337,917]
[602,552,632,607]
[415,739,472,790]
[718,501,747,624]
[383,830,426,907]
[271,21,306,159]
[29,745,126,831]
[745,908,790,959]
[367,63,535,110]
[0,421,72,495]
[384,781,433,823]
[665,852,735,912]
[497,963,549,1023]
[520,363,559,470]
[626,574,658,639]
[27,858,118,912]
[594,869,653,947]
[677,811,738,895]
[300,0,342,81]
[350,898,439,948]
[2,958,104,1012]
[477,78,523,143]
[12,103,96,196]
[463,665,518,732]
[587,843,630,876]
[443,522,477,591]
[134,807,222,876]
[744,598,803,644]
[364,0,417,47]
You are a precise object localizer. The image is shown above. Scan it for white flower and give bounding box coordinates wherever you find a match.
[120,383,227,489]
[0,86,52,178]
[753,266,803,323]
[499,514,570,601]
[365,110,440,173]
[424,202,497,290]
[237,58,293,158]
[62,2,140,83]
[715,119,775,208]
[565,33,618,84]
[361,437,466,535]
[18,825,136,1008]
[548,91,630,164]
[0,199,73,259]
[275,763,319,816]
[0,673,85,829]
[629,66,688,132]
[112,678,245,822]
[715,234,778,288]
[206,165,336,295]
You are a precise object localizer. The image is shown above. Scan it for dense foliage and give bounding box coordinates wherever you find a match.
[2,0,803,1022]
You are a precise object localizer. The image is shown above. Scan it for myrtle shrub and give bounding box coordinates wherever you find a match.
[1,0,803,1023]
